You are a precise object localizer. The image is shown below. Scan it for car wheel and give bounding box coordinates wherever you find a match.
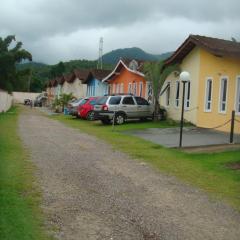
[114,113,125,125]
[86,111,95,121]
[101,119,111,125]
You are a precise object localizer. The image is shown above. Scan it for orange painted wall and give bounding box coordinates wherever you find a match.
[108,67,147,98]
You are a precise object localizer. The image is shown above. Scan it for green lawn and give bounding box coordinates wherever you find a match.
[0,107,51,240]
[52,115,240,210]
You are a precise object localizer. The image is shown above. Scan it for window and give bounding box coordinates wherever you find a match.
[205,78,213,111]
[96,96,108,105]
[112,83,116,94]
[219,77,228,113]
[120,83,124,93]
[139,82,143,97]
[122,97,135,105]
[166,83,170,106]
[135,97,149,105]
[175,81,180,107]
[128,83,132,94]
[236,77,240,114]
[89,99,97,105]
[116,84,119,94]
[133,82,137,95]
[185,81,191,109]
[109,96,121,105]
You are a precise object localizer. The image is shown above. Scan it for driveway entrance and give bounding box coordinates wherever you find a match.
[126,127,240,148]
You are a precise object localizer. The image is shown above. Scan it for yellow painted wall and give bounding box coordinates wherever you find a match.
[197,49,240,133]
[160,47,200,124]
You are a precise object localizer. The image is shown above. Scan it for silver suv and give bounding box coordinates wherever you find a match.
[94,94,154,124]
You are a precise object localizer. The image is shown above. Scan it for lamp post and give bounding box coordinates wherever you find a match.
[179,71,190,148]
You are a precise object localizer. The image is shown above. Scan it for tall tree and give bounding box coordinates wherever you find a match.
[0,35,32,92]
[144,61,180,120]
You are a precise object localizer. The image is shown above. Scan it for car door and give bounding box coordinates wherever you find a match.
[121,96,138,118]
[134,96,152,117]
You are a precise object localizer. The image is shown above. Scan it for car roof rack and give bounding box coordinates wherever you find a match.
[106,93,135,96]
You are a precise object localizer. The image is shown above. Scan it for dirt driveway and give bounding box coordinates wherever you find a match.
[18,108,240,240]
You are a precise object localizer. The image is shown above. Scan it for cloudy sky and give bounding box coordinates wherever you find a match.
[1,0,239,64]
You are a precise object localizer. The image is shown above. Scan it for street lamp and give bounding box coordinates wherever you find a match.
[179,71,190,148]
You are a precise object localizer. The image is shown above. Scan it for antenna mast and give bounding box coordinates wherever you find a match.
[97,37,103,69]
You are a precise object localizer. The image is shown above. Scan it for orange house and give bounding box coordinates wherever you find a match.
[103,59,153,101]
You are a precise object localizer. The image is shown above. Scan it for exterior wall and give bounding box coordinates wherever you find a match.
[62,81,72,95]
[69,78,87,98]
[108,68,147,98]
[61,79,87,98]
[87,78,109,97]
[0,90,13,112]
[197,49,240,133]
[160,47,201,124]
[12,92,41,104]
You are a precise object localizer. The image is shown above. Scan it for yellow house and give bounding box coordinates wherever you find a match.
[160,35,240,133]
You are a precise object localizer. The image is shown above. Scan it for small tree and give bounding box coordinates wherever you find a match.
[144,61,180,121]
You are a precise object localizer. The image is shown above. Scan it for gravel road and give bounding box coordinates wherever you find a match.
[18,108,240,240]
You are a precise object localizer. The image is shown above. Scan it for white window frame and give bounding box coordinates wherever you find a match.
[120,83,124,93]
[112,83,116,94]
[116,84,120,94]
[139,81,143,97]
[235,76,240,115]
[133,82,137,95]
[204,78,213,112]
[175,80,180,108]
[219,76,228,114]
[184,81,191,110]
[128,83,132,94]
[165,82,170,107]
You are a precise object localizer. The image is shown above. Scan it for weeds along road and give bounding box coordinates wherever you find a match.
[19,108,240,240]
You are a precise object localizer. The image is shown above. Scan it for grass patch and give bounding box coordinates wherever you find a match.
[51,115,240,211]
[0,107,51,240]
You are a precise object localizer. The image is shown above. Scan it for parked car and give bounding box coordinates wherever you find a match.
[67,98,83,116]
[34,93,47,107]
[94,94,154,125]
[24,99,31,105]
[77,97,99,120]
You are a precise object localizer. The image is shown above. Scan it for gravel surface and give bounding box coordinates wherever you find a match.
[18,108,240,240]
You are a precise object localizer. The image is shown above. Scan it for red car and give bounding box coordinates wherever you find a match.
[77,97,98,120]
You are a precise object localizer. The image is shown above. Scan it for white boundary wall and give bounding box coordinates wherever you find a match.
[0,90,13,112]
[12,92,41,104]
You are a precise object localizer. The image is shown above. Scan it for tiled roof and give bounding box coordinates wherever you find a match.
[165,35,240,65]
[73,69,90,81]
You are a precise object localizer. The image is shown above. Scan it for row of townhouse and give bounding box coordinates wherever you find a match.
[46,34,240,133]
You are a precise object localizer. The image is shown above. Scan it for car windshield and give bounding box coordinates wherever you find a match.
[95,96,108,105]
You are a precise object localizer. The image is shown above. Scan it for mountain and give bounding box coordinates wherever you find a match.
[102,47,173,64]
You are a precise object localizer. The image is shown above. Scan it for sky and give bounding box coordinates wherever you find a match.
[1,0,240,64]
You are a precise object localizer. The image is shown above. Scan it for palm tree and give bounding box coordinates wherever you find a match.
[59,93,74,112]
[144,60,180,121]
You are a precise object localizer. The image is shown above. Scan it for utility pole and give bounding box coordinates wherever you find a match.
[97,37,103,69]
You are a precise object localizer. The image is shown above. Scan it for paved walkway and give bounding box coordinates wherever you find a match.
[125,127,240,148]
[18,108,240,240]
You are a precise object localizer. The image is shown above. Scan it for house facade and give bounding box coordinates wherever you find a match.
[160,35,240,133]
[67,69,88,98]
[85,69,111,97]
[103,59,153,101]
[47,69,89,102]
